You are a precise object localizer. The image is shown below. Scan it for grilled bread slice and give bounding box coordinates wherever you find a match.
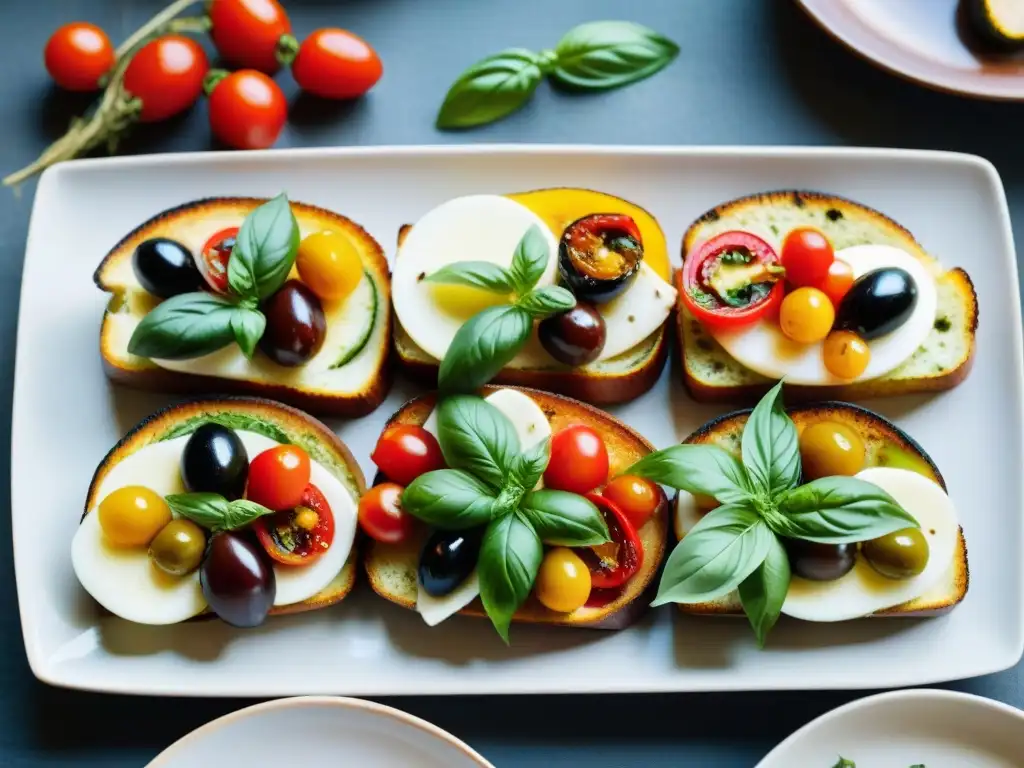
[96,197,391,418]
[363,385,670,630]
[673,403,969,617]
[392,188,673,405]
[679,191,978,403]
[83,397,364,618]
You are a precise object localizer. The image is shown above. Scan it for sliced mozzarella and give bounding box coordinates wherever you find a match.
[594,263,677,360]
[417,571,481,627]
[782,468,959,622]
[392,195,559,361]
[709,245,937,385]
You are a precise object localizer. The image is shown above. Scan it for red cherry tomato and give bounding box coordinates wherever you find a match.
[209,0,291,74]
[123,35,209,122]
[208,70,287,150]
[246,445,311,511]
[819,258,855,307]
[578,493,644,589]
[680,230,785,331]
[544,425,609,495]
[781,227,835,288]
[291,28,382,99]
[358,482,414,543]
[601,475,664,530]
[254,483,335,565]
[199,227,238,292]
[44,22,115,92]
[370,425,445,486]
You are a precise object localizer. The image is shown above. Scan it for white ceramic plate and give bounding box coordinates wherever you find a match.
[148,696,492,767]
[14,145,1024,696]
[757,689,1024,767]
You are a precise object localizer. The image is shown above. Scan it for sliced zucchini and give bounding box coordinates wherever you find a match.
[330,270,378,369]
[968,0,1024,50]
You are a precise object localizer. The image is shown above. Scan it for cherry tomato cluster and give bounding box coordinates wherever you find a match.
[42,0,382,151]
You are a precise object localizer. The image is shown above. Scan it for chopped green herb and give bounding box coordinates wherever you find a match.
[718,249,752,265]
[687,286,717,309]
[934,317,951,332]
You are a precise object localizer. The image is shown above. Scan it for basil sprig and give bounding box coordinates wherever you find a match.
[431,225,575,394]
[625,382,919,646]
[165,492,275,532]
[437,21,678,129]
[128,194,300,361]
[401,395,610,642]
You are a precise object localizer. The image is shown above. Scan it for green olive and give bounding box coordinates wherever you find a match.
[149,519,207,576]
[862,527,929,580]
[799,421,865,480]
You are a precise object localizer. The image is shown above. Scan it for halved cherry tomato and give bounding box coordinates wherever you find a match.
[781,227,834,287]
[208,69,287,150]
[199,227,238,292]
[577,493,643,589]
[543,425,609,495]
[370,425,444,486]
[123,35,209,123]
[44,22,115,92]
[209,0,291,74]
[254,483,335,565]
[681,231,785,330]
[601,475,664,530]
[819,259,855,307]
[358,482,414,543]
[291,28,382,99]
[246,445,311,511]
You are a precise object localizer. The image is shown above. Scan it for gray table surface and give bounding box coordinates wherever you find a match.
[1,1,1022,765]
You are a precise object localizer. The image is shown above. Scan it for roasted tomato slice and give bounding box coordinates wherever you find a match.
[558,213,644,304]
[577,492,643,589]
[254,483,335,566]
[680,230,785,330]
[199,226,239,293]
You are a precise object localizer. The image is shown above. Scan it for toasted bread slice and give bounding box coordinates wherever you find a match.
[392,189,673,405]
[96,198,392,418]
[83,397,365,618]
[678,191,978,403]
[363,385,670,630]
[673,403,969,617]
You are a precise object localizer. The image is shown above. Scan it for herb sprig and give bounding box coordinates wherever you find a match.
[165,492,275,532]
[625,382,918,646]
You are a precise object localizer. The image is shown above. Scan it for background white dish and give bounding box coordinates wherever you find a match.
[13,145,1023,696]
[148,696,492,767]
[756,689,1024,767]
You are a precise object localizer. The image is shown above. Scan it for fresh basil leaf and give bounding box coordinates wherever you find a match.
[228,193,300,300]
[832,760,856,768]
[223,499,275,530]
[435,395,519,489]
[507,225,552,295]
[401,469,496,530]
[552,21,679,91]
[516,285,576,317]
[437,305,532,394]
[507,437,550,491]
[477,513,543,642]
[624,444,753,505]
[128,292,237,360]
[652,503,773,606]
[230,306,266,359]
[165,493,274,532]
[737,534,790,648]
[519,489,609,546]
[425,261,515,294]
[773,476,919,544]
[741,381,801,497]
[436,49,543,129]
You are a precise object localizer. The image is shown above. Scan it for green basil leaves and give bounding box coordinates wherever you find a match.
[165,492,275,532]
[626,381,920,646]
[437,21,678,129]
[478,514,543,642]
[128,193,300,361]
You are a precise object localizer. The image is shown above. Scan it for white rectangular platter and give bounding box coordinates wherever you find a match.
[14,145,1024,696]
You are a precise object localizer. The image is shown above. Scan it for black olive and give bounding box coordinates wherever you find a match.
[181,423,249,500]
[131,238,203,298]
[259,280,327,366]
[538,303,607,366]
[558,214,643,304]
[200,532,276,628]
[419,528,484,597]
[785,539,857,582]
[834,268,918,340]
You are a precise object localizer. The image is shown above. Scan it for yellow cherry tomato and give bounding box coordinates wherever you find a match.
[779,287,835,344]
[823,330,871,379]
[98,485,172,547]
[799,421,866,480]
[535,547,592,613]
[296,230,363,301]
